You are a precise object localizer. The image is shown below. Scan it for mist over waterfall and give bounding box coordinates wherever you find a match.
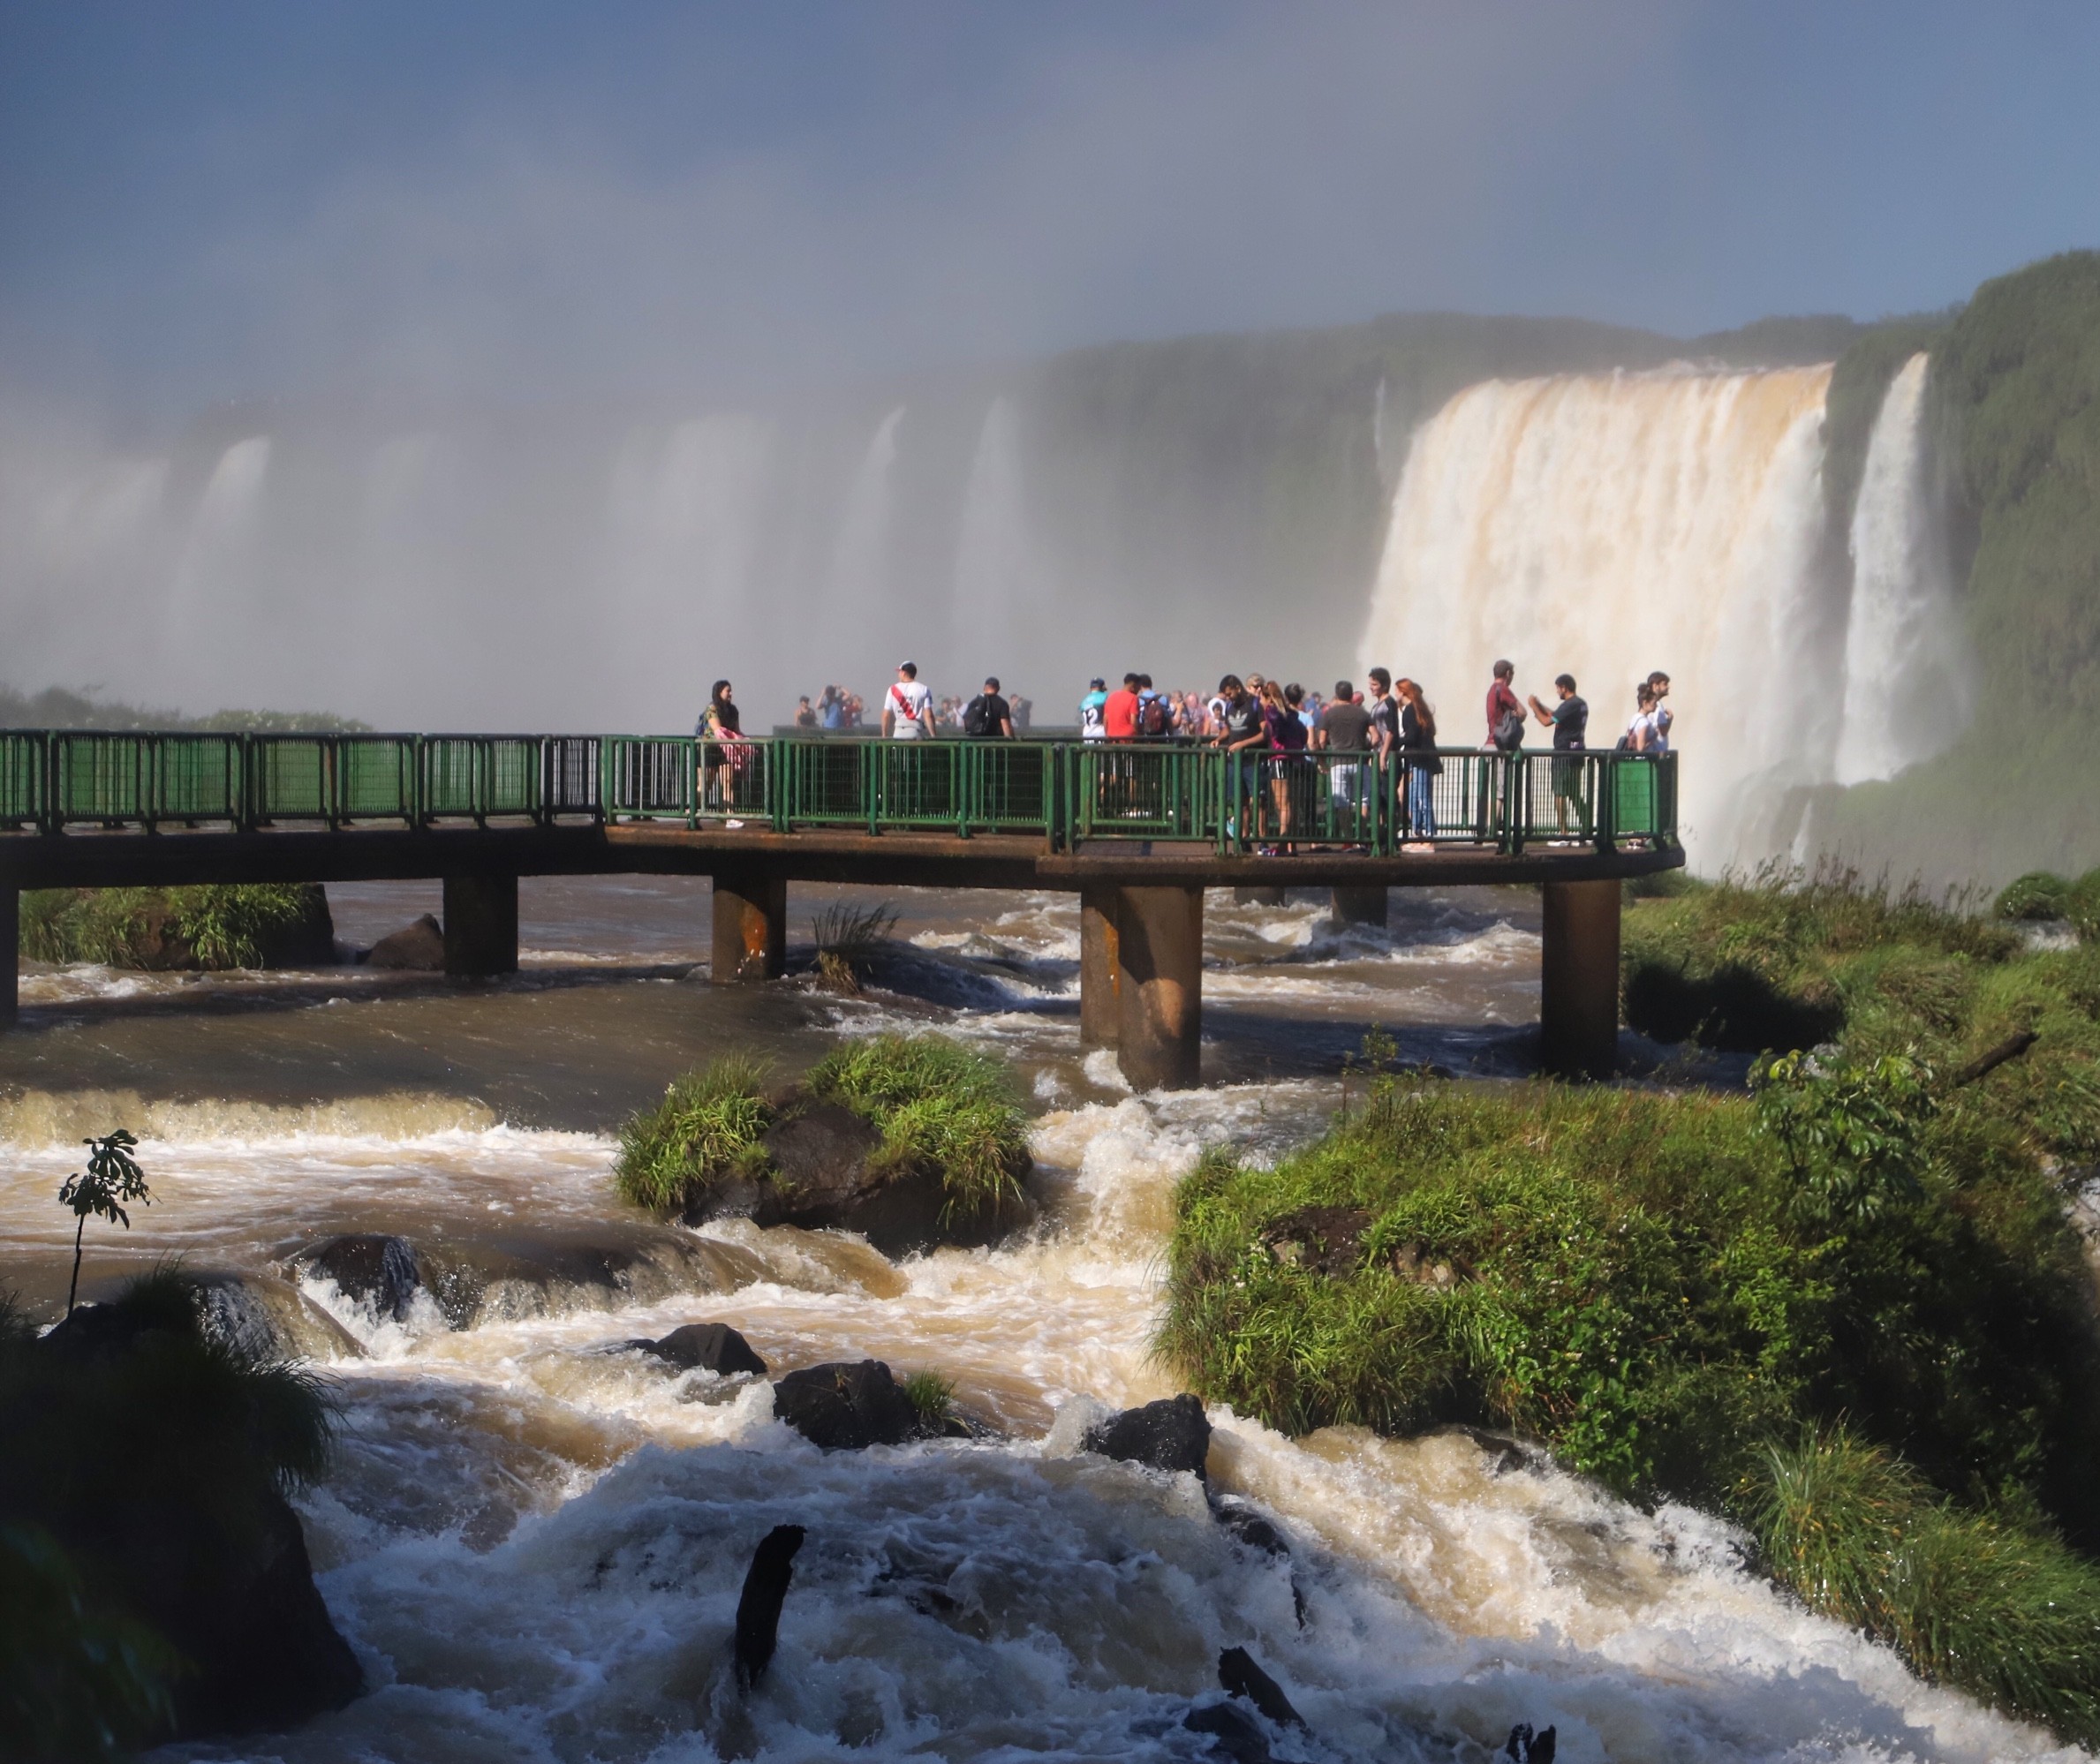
[1359,361,1968,868]
[1834,355,1969,786]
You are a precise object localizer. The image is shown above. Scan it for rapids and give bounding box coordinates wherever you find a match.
[1,878,2079,1761]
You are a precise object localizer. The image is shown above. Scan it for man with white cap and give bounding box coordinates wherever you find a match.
[881,660,934,740]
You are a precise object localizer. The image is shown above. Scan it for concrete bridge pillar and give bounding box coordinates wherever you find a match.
[1078,883,1120,1046]
[1540,878,1620,1080]
[443,874,518,976]
[1,886,17,1030]
[712,870,786,984]
[1331,886,1388,929]
[1114,885,1205,1091]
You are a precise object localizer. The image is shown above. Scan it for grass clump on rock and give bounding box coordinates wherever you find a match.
[613,1034,1031,1241]
[613,1055,773,1212]
[806,1034,1030,1219]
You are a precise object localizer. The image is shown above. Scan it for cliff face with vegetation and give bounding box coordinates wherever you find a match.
[1808,253,2100,886]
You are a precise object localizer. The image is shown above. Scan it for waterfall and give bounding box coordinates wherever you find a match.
[1833,354,1968,785]
[952,397,1032,685]
[164,436,272,694]
[1358,366,1840,866]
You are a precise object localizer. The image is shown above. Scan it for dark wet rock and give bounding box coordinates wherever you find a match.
[1218,1646,1304,1730]
[1183,1700,1275,1763]
[411,1227,768,1329]
[252,884,339,968]
[1083,1393,1212,1480]
[1209,1494,1289,1557]
[761,1104,883,1195]
[1506,1722,1557,1763]
[53,1271,362,1363]
[639,1322,767,1376]
[293,1233,423,1323]
[365,913,445,969]
[734,1524,805,1692]
[773,1360,920,1450]
[1260,1204,1371,1277]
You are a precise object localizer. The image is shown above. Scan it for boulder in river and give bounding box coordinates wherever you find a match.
[1083,1393,1212,1479]
[365,913,445,969]
[773,1360,920,1450]
[293,1233,423,1323]
[734,1523,805,1692]
[637,1321,767,1376]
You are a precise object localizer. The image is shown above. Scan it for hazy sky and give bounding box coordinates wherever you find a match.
[4,1,2098,417]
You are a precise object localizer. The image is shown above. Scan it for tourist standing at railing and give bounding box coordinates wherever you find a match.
[1078,677,1108,741]
[881,661,934,740]
[1527,674,1589,837]
[1363,668,1399,759]
[1485,660,1525,753]
[1646,672,1673,751]
[1258,680,1305,848]
[1103,674,1141,742]
[963,678,1014,739]
[1397,677,1439,845]
[1315,679,1375,846]
[698,680,749,818]
[1622,682,1660,751]
[1212,675,1264,841]
[794,696,817,730]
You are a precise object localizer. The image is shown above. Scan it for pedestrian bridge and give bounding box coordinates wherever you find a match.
[0,729,1682,1087]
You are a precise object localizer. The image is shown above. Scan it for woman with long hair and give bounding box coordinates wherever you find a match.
[1397,677,1440,845]
[698,678,747,818]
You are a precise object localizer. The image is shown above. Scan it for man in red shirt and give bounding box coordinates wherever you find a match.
[1484,659,1524,751]
[1103,673,1142,741]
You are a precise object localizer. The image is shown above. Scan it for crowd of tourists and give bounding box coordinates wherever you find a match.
[693,660,1673,847]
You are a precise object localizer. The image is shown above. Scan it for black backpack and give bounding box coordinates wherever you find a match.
[963,695,993,736]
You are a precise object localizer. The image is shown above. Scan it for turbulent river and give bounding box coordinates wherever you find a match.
[0,880,2074,1762]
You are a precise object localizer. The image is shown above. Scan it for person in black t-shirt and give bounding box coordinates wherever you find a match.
[962,677,1014,739]
[1527,673,1590,836]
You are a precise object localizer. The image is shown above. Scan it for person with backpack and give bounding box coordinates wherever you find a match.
[963,677,1013,739]
[1484,660,1525,752]
[1136,674,1172,739]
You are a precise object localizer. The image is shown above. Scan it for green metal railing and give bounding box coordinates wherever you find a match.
[0,729,1678,854]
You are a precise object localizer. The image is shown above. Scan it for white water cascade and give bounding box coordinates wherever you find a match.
[1359,367,1839,867]
[1833,355,1970,785]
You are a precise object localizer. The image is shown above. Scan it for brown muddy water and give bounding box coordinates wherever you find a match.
[0,879,2067,1761]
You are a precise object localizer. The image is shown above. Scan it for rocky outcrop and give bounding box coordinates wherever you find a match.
[684,1096,1034,1257]
[1083,1394,1212,1479]
[294,1233,423,1323]
[636,1322,767,1376]
[773,1360,921,1450]
[13,1285,363,1742]
[364,914,445,970]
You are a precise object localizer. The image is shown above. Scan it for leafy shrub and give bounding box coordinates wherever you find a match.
[613,1056,774,1212]
[2071,869,2100,944]
[1997,871,2072,922]
[806,1034,1030,1220]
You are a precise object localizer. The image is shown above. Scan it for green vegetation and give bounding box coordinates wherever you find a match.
[809,900,897,994]
[805,1034,1031,1219]
[21,883,330,969]
[613,1033,1031,1223]
[1167,871,2100,1738]
[1814,251,2100,886]
[900,1369,956,1431]
[613,1056,774,1212]
[1992,868,2100,940]
[1747,1427,2100,1744]
[58,1132,151,1320]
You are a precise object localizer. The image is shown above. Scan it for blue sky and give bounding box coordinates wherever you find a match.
[4,1,2097,416]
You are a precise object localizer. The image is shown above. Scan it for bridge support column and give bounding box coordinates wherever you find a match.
[1115,885,1204,1091]
[1078,884,1120,1046]
[444,874,518,976]
[1233,886,1288,908]
[1331,886,1388,929]
[1,885,17,1031]
[713,871,786,984]
[1540,878,1620,1080]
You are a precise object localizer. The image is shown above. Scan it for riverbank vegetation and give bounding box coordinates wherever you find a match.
[615,1033,1030,1225]
[20,883,335,970]
[0,682,368,733]
[1167,871,2100,1738]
